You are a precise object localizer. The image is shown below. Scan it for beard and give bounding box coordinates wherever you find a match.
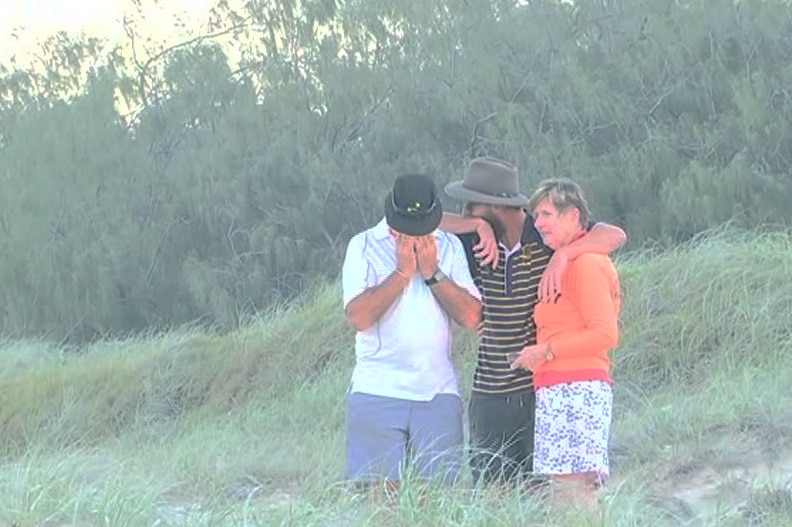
[480,210,507,242]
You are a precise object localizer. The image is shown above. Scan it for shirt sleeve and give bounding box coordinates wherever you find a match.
[549,255,619,359]
[455,232,482,285]
[444,234,482,301]
[342,233,375,308]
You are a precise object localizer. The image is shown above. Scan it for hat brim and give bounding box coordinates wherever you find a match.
[384,192,443,236]
[444,181,530,208]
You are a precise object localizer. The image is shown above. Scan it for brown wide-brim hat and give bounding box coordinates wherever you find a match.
[445,157,530,208]
[385,174,443,236]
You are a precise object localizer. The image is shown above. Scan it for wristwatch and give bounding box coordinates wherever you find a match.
[424,269,448,287]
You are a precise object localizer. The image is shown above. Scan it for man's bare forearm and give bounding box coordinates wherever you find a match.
[439,212,483,235]
[563,222,626,259]
[429,281,482,329]
[345,272,409,331]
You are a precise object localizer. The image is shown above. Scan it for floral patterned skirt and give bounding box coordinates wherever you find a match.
[533,380,613,480]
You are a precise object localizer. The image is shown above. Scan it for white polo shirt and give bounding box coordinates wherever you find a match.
[342,219,481,401]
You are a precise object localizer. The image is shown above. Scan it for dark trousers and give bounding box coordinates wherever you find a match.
[468,389,538,486]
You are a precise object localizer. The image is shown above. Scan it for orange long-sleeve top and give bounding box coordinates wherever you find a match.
[532,253,621,388]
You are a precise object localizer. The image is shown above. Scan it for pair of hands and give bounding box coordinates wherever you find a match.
[472,219,568,301]
[394,232,438,280]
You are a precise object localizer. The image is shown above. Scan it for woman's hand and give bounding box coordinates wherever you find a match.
[509,344,548,371]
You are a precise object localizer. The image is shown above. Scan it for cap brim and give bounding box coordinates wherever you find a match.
[384,192,443,236]
[444,181,529,208]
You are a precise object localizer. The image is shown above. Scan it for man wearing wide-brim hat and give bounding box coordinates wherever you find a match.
[341,173,482,505]
[439,157,627,489]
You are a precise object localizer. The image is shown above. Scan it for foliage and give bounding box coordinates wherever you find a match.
[2,0,792,339]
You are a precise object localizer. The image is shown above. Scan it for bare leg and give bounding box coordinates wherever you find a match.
[549,472,599,509]
[371,480,400,508]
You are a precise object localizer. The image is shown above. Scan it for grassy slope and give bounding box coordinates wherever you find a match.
[1,227,791,526]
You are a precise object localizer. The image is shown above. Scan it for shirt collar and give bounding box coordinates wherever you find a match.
[372,218,391,240]
[521,216,543,245]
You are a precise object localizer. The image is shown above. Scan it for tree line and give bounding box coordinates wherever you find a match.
[1,0,791,341]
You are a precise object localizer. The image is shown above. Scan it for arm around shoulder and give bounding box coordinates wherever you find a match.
[589,222,626,253]
[562,222,626,260]
[439,212,485,235]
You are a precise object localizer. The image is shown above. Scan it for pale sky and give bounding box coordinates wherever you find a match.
[0,0,217,66]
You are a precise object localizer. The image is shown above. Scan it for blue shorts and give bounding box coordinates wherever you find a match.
[345,392,464,484]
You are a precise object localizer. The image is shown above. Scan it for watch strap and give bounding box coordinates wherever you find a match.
[424,269,447,286]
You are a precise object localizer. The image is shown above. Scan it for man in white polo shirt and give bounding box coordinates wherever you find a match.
[342,173,482,505]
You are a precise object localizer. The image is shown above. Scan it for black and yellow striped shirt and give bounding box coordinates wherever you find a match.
[458,219,552,395]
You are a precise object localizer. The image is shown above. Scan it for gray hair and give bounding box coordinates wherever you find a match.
[527,178,591,227]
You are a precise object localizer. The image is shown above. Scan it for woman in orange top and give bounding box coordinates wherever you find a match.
[510,178,621,507]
